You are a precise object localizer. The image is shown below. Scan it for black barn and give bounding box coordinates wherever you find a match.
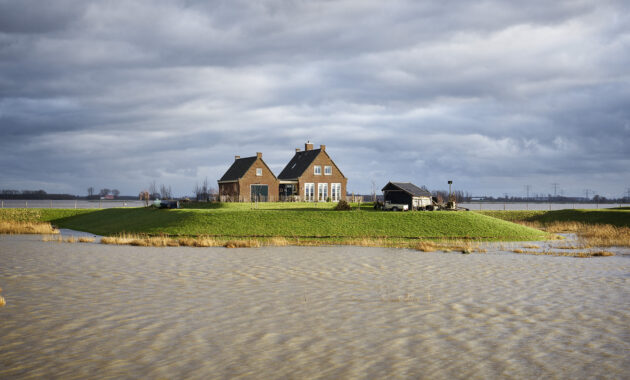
[382,182,433,210]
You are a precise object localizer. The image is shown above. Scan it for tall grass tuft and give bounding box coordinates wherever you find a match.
[225,240,261,248]
[0,221,58,235]
[521,221,630,247]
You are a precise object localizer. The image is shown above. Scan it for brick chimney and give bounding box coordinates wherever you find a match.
[320,144,326,151]
[256,152,262,158]
[305,142,314,151]
[235,155,240,160]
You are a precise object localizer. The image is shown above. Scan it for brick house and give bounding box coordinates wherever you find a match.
[277,143,347,202]
[217,153,279,202]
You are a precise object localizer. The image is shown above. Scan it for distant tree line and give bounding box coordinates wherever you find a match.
[431,190,472,203]
[86,187,121,199]
[138,181,176,201]
[468,194,628,203]
[0,189,76,200]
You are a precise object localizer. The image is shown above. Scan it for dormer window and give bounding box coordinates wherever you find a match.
[324,166,332,175]
[256,168,262,176]
[314,165,321,175]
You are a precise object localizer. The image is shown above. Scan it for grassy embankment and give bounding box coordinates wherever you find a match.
[0,203,546,251]
[476,208,630,248]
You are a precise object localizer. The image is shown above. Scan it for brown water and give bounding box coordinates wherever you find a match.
[1,235,629,379]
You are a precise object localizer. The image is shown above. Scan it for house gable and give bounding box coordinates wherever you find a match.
[218,153,279,201]
[218,156,257,182]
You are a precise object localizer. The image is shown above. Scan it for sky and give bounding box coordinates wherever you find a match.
[1,0,629,198]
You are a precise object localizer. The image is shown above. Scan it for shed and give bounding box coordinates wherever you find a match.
[382,182,433,210]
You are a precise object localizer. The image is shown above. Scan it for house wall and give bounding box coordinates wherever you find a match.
[296,150,347,201]
[236,157,279,202]
[218,182,239,201]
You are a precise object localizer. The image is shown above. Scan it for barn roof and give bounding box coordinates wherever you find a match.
[218,156,258,182]
[277,149,322,179]
[382,182,432,197]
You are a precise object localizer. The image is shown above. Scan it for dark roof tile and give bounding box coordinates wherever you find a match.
[218,156,257,182]
[277,149,321,179]
[382,182,432,197]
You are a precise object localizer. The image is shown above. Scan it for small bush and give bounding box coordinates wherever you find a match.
[334,200,351,211]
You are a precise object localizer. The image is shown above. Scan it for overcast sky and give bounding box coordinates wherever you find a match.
[1,0,629,198]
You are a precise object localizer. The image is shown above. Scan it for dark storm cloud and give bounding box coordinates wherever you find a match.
[0,0,629,197]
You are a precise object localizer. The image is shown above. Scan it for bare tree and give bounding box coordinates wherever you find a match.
[371,180,376,202]
[159,184,172,200]
[139,191,150,206]
[87,187,94,197]
[193,182,201,201]
[149,181,159,199]
[202,177,209,201]
[112,189,120,198]
[99,188,111,197]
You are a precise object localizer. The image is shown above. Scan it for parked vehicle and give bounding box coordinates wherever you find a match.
[381,201,408,211]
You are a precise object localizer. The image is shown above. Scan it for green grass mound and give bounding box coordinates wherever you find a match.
[477,208,630,227]
[1,207,546,241]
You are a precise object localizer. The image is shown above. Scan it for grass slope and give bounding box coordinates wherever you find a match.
[0,207,546,241]
[477,208,630,227]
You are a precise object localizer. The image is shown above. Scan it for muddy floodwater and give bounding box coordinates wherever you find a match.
[1,235,629,379]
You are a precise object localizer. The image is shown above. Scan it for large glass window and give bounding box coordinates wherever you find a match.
[318,183,328,201]
[304,183,314,201]
[331,183,341,202]
[314,165,321,175]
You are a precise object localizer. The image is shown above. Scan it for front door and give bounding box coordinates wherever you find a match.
[251,184,268,202]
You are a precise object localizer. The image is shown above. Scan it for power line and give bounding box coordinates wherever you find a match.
[525,185,531,200]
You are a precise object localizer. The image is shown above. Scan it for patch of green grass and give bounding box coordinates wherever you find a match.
[476,209,630,227]
[0,208,95,223]
[1,206,546,241]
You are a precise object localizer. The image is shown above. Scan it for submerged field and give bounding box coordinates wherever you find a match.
[1,240,628,378]
[0,203,546,242]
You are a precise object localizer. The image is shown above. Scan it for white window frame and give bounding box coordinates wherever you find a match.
[318,183,328,202]
[324,166,332,175]
[304,183,314,202]
[256,168,262,176]
[331,183,341,202]
[314,165,321,175]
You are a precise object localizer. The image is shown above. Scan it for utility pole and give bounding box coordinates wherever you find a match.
[525,185,531,210]
[584,189,590,201]
[552,183,559,198]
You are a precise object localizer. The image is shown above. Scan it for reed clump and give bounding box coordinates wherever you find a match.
[0,287,5,307]
[520,221,630,247]
[43,235,63,242]
[225,240,261,248]
[512,249,614,258]
[413,239,485,253]
[415,241,437,252]
[78,237,95,243]
[177,236,220,247]
[0,221,58,235]
[267,237,290,246]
